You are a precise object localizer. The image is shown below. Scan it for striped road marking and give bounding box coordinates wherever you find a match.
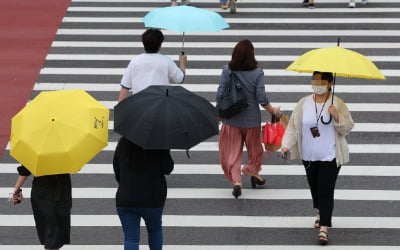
[1,163,400,176]
[2,215,400,228]
[1,188,400,200]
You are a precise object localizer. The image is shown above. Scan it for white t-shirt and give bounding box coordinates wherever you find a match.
[301,95,336,161]
[120,52,185,94]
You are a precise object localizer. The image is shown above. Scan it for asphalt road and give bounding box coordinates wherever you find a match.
[1,0,400,249]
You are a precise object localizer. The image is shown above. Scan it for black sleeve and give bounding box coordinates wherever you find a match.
[161,150,174,175]
[17,165,31,176]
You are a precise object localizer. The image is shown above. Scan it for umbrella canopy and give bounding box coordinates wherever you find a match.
[114,85,219,150]
[10,89,109,176]
[286,45,386,80]
[143,6,229,52]
[143,6,229,32]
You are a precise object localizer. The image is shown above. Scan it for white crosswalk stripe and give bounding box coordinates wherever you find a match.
[1,0,400,248]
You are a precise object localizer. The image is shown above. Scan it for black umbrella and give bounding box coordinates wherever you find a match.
[114,85,219,150]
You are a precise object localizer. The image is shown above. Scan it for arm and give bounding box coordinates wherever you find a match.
[169,55,186,84]
[216,66,230,105]
[332,99,354,136]
[179,54,187,73]
[12,172,29,206]
[118,87,130,102]
[254,70,280,115]
[263,103,280,115]
[161,150,174,175]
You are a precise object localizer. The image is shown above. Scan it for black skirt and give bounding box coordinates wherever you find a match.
[18,166,72,249]
[31,174,72,249]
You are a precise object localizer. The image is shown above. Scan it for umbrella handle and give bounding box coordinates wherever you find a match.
[321,115,332,125]
[181,32,185,55]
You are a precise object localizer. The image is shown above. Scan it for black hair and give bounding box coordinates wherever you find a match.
[142,29,164,53]
[312,71,334,83]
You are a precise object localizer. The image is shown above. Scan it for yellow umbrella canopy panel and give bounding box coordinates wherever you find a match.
[10,89,109,176]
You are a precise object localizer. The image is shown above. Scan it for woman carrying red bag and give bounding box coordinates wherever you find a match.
[216,40,280,199]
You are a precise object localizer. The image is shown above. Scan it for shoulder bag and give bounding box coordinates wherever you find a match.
[217,70,248,118]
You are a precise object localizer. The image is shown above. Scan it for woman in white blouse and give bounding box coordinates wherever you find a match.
[281,71,354,245]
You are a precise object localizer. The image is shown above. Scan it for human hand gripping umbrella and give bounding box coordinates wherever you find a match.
[143,5,230,55]
[286,38,385,123]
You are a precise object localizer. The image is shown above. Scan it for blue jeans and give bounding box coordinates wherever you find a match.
[117,206,164,250]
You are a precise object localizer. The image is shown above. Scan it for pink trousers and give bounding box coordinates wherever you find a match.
[218,124,264,184]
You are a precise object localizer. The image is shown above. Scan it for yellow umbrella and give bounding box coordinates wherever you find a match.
[10,89,109,176]
[286,45,385,80]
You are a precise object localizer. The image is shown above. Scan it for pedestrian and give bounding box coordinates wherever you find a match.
[349,0,368,8]
[216,39,281,199]
[302,0,314,8]
[118,28,187,102]
[281,71,354,245]
[113,137,174,250]
[220,0,237,13]
[11,165,72,250]
[170,0,190,6]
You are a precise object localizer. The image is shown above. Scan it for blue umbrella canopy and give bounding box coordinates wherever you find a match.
[143,6,230,53]
[143,6,230,32]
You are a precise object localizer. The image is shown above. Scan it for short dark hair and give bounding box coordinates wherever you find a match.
[312,71,334,83]
[229,39,258,71]
[142,29,164,53]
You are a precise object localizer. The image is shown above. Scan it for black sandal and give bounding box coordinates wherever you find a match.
[232,185,241,198]
[318,231,328,245]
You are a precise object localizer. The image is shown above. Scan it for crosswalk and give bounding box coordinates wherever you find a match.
[1,0,400,249]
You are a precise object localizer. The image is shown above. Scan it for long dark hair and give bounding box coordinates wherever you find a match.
[228,39,258,71]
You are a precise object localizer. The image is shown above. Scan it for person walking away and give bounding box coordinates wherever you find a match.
[216,39,280,199]
[281,71,354,245]
[118,28,187,102]
[113,137,174,250]
[11,165,72,250]
[170,0,190,6]
[349,0,368,8]
[220,0,237,13]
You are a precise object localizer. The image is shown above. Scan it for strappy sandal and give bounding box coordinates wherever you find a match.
[318,231,328,245]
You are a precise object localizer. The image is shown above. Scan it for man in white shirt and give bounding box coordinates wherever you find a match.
[118,29,187,102]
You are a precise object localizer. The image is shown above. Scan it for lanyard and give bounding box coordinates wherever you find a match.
[314,94,329,127]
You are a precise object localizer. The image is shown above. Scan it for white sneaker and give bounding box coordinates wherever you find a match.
[348,2,356,8]
[361,0,368,4]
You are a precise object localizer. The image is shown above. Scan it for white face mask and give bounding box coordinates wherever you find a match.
[312,85,328,95]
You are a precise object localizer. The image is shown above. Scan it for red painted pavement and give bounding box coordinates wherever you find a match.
[0,0,71,158]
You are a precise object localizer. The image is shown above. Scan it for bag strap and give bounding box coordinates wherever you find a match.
[230,70,246,91]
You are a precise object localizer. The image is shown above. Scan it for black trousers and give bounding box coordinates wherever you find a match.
[302,159,341,227]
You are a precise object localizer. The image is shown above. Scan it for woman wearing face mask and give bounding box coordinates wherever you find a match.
[281,71,354,245]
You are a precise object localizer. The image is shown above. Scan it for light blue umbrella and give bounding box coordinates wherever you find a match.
[143,6,230,53]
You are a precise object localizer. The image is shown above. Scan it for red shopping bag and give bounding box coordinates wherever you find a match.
[262,114,288,153]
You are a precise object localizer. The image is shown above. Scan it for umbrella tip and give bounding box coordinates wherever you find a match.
[337,37,341,46]
[166,89,168,96]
